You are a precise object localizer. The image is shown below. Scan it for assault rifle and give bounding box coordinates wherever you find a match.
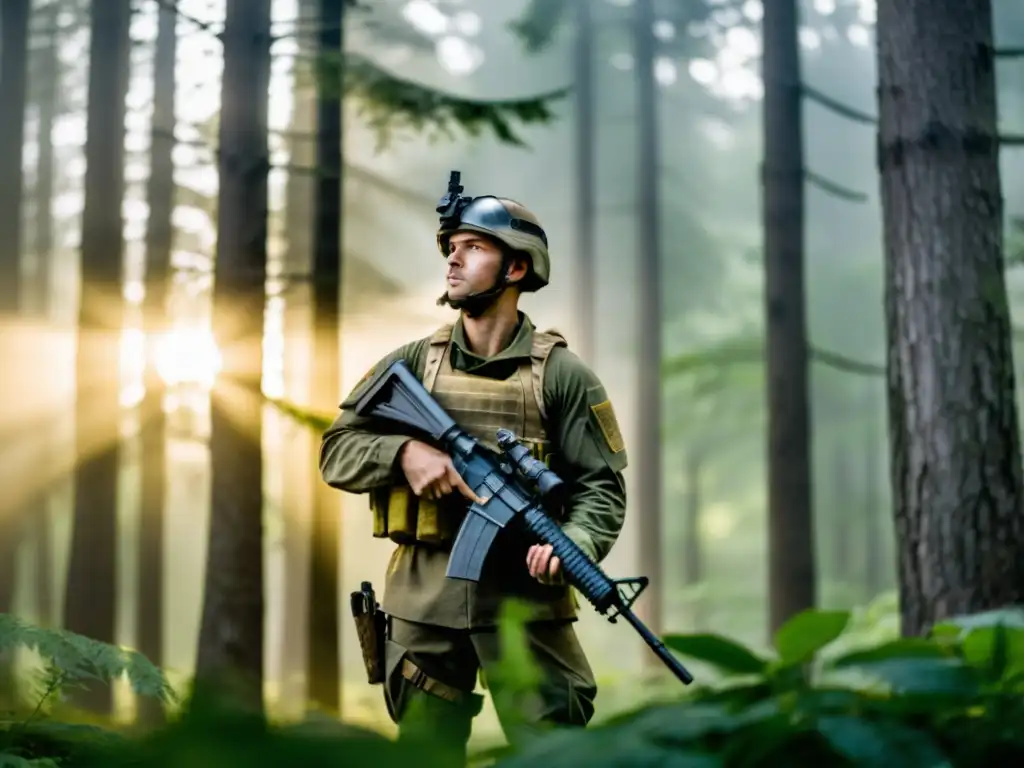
[353,359,694,686]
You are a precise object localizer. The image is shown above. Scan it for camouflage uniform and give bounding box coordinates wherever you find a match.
[318,184,627,759]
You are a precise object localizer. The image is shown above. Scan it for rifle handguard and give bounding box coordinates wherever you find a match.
[521,505,616,612]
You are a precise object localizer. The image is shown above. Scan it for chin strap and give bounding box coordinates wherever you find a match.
[436,253,512,317]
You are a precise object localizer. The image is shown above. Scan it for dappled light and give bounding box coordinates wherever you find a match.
[154,329,223,388]
[4,0,1024,764]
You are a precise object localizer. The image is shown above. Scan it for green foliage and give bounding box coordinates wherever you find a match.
[264,397,334,433]
[508,0,571,54]
[0,614,172,766]
[0,614,173,709]
[341,54,567,150]
[8,606,1024,766]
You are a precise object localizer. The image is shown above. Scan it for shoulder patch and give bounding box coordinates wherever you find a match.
[590,399,625,454]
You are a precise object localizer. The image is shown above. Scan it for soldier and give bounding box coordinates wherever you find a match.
[319,175,628,761]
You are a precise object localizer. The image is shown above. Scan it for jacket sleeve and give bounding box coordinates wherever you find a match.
[318,340,427,494]
[542,347,628,564]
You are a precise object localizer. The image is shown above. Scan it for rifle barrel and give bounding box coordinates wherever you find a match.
[619,607,694,685]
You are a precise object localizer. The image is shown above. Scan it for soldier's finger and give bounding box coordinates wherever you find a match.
[535,548,551,578]
[437,478,453,496]
[548,556,561,579]
[448,466,485,504]
[528,545,543,575]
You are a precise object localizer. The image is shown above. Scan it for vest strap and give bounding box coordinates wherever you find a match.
[422,323,454,393]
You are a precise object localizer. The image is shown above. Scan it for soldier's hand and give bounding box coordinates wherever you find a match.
[398,440,486,504]
[527,544,564,585]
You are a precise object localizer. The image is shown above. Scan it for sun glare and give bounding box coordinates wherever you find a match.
[154,329,223,388]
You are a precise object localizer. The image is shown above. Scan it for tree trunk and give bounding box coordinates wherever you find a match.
[279,0,318,712]
[0,0,30,315]
[632,0,663,643]
[876,0,1024,636]
[194,0,272,713]
[137,0,176,726]
[0,5,30,694]
[761,0,816,634]
[573,0,595,362]
[63,0,132,716]
[30,0,58,324]
[306,0,344,715]
[682,449,704,630]
[29,0,61,630]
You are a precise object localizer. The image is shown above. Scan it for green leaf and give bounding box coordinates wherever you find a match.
[960,626,1024,679]
[934,606,1024,634]
[495,729,722,767]
[605,700,780,747]
[774,610,851,665]
[662,634,770,677]
[816,717,952,768]
[835,657,980,696]
[828,638,953,669]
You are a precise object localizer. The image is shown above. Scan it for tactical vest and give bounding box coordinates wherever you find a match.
[370,323,567,546]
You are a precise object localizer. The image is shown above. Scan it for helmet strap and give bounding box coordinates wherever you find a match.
[436,252,513,317]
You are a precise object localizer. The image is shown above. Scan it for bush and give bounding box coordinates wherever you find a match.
[3,604,1024,767]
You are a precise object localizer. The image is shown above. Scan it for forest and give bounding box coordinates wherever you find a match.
[2,0,1024,765]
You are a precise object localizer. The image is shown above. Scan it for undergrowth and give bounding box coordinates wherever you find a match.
[2,598,1024,767]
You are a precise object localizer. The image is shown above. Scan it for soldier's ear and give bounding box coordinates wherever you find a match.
[505,253,530,285]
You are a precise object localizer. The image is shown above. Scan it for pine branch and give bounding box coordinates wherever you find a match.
[508,0,571,54]
[343,53,568,149]
[265,398,334,433]
[804,169,869,203]
[801,82,1024,148]
[801,84,877,125]
[662,339,885,378]
[152,0,219,35]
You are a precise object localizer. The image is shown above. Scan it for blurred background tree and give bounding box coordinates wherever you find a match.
[1,0,1024,749]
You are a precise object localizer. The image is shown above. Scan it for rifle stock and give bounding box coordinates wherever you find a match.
[353,360,694,686]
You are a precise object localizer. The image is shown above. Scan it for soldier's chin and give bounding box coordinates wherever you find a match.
[437,286,470,306]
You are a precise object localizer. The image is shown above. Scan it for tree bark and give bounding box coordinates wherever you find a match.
[0,0,30,315]
[279,0,318,712]
[194,0,272,713]
[29,1,60,630]
[632,0,663,642]
[762,0,816,634]
[877,0,1024,636]
[63,0,132,716]
[0,0,31,645]
[306,0,344,715]
[682,449,704,630]
[30,0,58,324]
[137,0,176,726]
[573,0,595,362]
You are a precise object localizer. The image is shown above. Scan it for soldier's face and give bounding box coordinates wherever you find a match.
[445,232,504,299]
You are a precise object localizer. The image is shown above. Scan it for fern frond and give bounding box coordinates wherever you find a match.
[0,615,173,705]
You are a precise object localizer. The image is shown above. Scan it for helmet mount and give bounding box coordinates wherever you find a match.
[434,170,550,315]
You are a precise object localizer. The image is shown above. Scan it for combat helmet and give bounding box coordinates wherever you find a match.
[435,171,550,294]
